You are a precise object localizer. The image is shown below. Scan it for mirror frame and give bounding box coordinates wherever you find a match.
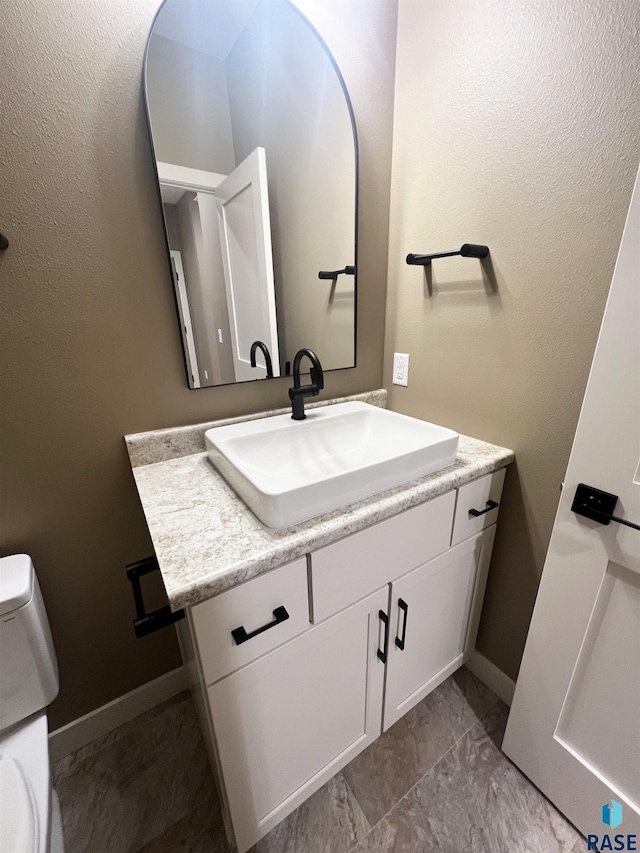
[143,0,359,389]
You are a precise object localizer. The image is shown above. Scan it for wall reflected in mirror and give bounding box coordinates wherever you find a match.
[145,0,357,388]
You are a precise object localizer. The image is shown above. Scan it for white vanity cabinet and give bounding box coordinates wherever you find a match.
[184,469,506,853]
[207,588,387,853]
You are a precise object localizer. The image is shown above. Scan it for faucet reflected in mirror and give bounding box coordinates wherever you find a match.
[289,349,324,420]
[250,340,274,379]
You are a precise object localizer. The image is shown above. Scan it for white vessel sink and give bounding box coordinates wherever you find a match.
[205,401,459,529]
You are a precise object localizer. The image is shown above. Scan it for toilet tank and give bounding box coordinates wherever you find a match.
[0,555,59,733]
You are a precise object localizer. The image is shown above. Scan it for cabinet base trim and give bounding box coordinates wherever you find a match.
[465,651,516,706]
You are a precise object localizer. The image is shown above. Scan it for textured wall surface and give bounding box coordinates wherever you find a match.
[385,0,640,680]
[0,0,397,728]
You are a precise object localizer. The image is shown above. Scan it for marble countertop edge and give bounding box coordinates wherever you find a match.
[133,436,514,611]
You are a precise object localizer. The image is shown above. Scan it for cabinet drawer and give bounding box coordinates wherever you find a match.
[310,490,456,623]
[191,557,309,684]
[451,468,505,545]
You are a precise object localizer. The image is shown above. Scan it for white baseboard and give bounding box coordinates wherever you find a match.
[466,651,516,707]
[49,666,188,763]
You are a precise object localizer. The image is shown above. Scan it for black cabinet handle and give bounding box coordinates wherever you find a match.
[231,606,289,645]
[395,598,408,650]
[469,499,499,518]
[377,610,389,663]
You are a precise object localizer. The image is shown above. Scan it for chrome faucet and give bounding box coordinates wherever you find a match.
[289,349,324,420]
[249,340,274,378]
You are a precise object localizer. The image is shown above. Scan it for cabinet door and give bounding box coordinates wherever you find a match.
[383,526,496,730]
[207,587,388,853]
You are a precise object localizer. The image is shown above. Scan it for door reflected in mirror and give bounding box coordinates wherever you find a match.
[145,0,357,388]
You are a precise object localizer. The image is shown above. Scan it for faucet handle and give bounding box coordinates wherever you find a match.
[310,364,324,391]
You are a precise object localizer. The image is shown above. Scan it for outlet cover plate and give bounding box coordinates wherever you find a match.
[393,353,409,386]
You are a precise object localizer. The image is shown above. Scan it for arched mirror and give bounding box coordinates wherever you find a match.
[144,0,357,388]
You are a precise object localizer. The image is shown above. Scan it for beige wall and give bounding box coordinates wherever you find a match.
[146,33,236,174]
[226,1,357,371]
[0,0,397,728]
[385,0,640,680]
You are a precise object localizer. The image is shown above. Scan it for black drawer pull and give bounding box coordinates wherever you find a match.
[377,610,389,663]
[231,606,289,645]
[469,499,499,518]
[395,598,409,650]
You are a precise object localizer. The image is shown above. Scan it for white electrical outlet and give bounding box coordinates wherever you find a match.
[393,352,410,386]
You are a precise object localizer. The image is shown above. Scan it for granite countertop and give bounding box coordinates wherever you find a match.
[126,390,514,611]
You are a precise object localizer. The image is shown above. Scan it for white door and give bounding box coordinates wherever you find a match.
[169,251,200,389]
[503,169,640,839]
[215,147,280,382]
[383,527,496,730]
[207,587,387,853]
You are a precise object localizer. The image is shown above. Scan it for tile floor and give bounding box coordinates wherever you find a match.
[53,667,585,853]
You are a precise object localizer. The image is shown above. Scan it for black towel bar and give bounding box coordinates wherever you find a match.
[126,556,185,638]
[318,265,355,281]
[406,244,489,267]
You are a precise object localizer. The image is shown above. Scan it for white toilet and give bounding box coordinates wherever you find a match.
[0,554,64,852]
